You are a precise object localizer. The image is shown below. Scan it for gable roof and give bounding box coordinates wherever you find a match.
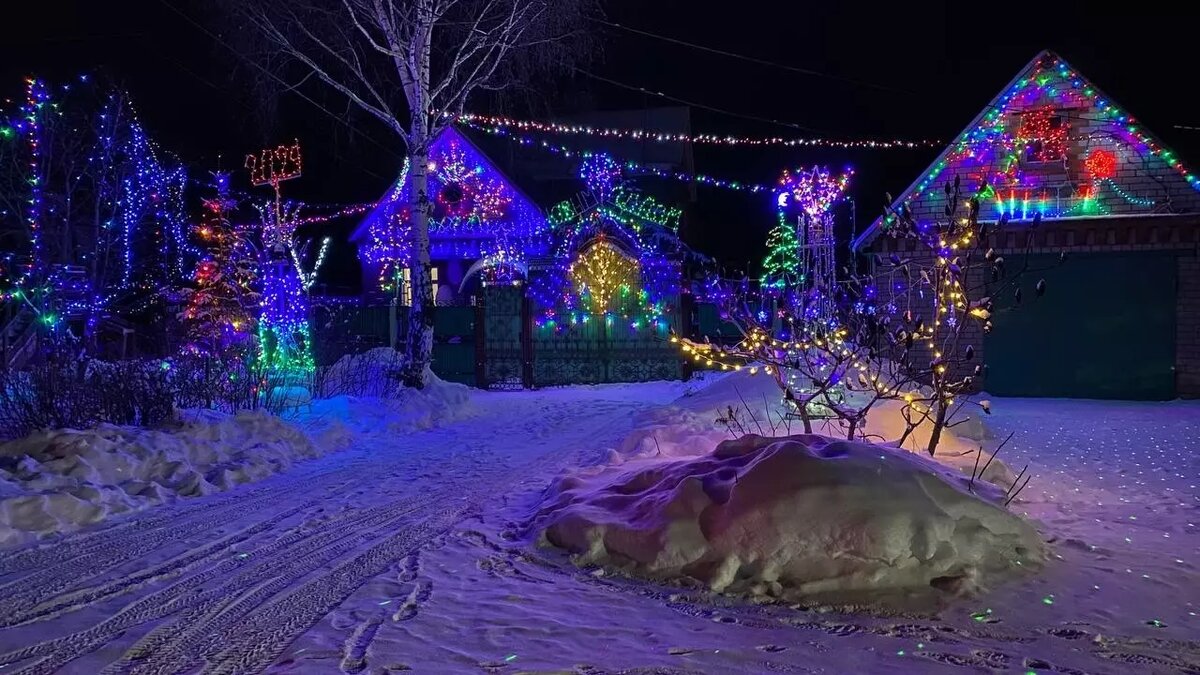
[349,125,544,245]
[852,50,1200,251]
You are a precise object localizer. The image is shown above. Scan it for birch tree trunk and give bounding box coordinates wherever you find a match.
[403,142,435,387]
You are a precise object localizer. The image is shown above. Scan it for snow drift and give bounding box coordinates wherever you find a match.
[535,433,1044,605]
[0,412,346,548]
[0,362,473,548]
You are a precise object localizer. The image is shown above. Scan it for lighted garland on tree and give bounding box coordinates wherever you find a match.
[179,173,258,356]
[529,153,683,333]
[0,76,194,339]
[678,177,1059,458]
[245,142,321,378]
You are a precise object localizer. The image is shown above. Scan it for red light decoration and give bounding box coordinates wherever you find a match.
[1085,148,1117,180]
[1018,108,1068,162]
[246,140,303,188]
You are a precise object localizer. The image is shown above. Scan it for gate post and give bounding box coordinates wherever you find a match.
[520,290,534,388]
[474,296,486,389]
[679,293,695,381]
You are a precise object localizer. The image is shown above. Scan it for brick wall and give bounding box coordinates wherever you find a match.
[899,91,1200,227]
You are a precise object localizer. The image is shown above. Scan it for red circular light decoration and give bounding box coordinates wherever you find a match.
[1085,148,1117,180]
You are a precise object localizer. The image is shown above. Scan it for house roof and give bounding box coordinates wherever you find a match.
[349,125,544,244]
[852,50,1200,251]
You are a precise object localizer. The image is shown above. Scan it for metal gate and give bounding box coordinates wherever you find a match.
[478,285,530,389]
[530,312,680,386]
[478,286,683,389]
[985,251,1177,399]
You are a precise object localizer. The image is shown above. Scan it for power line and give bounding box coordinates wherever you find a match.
[572,66,826,134]
[593,18,913,95]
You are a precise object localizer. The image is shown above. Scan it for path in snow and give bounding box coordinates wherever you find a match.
[276,395,1200,675]
[0,384,680,674]
[1,385,1198,674]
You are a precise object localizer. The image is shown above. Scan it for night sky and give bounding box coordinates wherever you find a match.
[3,1,1198,286]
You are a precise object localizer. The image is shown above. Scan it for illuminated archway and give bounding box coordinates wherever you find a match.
[569,239,640,315]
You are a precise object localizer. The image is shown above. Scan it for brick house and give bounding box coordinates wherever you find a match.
[852,51,1200,399]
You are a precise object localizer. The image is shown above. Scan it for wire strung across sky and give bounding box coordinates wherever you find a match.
[592,18,914,96]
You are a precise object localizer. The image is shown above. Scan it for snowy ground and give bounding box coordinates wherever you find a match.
[0,378,1197,674]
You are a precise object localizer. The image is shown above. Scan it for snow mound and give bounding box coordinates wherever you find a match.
[317,347,407,398]
[535,434,1043,606]
[0,412,349,548]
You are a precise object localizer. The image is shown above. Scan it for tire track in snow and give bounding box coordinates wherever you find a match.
[0,463,358,578]
[0,396,650,674]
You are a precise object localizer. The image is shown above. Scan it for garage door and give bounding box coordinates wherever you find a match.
[984,251,1177,400]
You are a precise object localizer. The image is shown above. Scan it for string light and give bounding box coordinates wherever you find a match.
[2,76,194,332]
[873,54,1199,238]
[570,238,640,314]
[247,141,314,376]
[181,175,257,355]
[246,140,302,187]
[290,237,331,290]
[529,152,681,332]
[354,128,550,294]
[453,113,940,149]
[459,120,772,193]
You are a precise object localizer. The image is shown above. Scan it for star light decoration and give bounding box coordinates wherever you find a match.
[432,138,511,223]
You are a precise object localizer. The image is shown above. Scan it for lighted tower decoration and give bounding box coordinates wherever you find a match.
[776,167,852,327]
[245,141,315,376]
[181,173,258,355]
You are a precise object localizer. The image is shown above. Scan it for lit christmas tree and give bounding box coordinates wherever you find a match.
[180,174,257,356]
[761,216,802,293]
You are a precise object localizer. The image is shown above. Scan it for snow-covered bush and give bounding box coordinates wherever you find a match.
[0,357,176,439]
[313,347,407,399]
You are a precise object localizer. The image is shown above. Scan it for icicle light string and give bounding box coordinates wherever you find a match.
[455,113,940,149]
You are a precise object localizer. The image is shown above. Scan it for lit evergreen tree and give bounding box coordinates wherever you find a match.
[180,176,257,356]
[761,217,802,292]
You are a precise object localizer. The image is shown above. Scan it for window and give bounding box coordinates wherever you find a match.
[1019,108,1068,164]
[399,267,439,307]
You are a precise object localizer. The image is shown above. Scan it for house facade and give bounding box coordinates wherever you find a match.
[853,51,1200,399]
[349,126,551,306]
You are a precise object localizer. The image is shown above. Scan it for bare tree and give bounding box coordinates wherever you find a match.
[683,179,1060,457]
[230,0,596,387]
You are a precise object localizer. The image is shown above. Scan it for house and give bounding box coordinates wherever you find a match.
[852,51,1200,399]
[349,126,551,306]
